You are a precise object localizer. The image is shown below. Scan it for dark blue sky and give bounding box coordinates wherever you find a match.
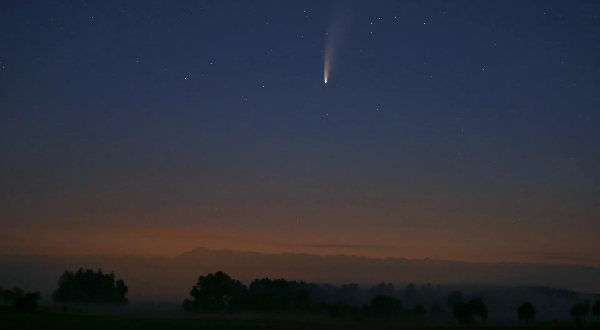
[1,1,599,263]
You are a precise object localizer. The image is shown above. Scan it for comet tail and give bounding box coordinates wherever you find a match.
[324,43,332,84]
[324,2,344,84]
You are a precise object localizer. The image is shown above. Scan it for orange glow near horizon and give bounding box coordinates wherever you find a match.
[1,221,599,268]
[1,166,598,268]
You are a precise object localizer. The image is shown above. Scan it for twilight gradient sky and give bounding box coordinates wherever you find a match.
[1,1,599,265]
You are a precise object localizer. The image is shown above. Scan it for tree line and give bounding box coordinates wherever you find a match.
[177,271,491,323]
[52,268,128,304]
[2,268,600,324]
[179,271,600,324]
[1,268,128,313]
[0,286,41,312]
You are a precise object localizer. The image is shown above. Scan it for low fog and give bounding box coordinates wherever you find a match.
[1,247,598,322]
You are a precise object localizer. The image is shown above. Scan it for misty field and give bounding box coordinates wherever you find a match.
[1,309,595,330]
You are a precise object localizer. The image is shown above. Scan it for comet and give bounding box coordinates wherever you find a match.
[324,61,329,83]
[323,28,334,84]
[324,3,342,84]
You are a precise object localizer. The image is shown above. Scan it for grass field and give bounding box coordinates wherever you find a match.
[2,308,598,330]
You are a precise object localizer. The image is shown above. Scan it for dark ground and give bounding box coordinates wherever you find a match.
[1,308,597,330]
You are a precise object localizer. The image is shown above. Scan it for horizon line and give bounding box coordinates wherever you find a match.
[1,246,599,269]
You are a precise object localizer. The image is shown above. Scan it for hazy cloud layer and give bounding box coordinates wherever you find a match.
[542,253,600,263]
[278,244,389,249]
[154,230,391,249]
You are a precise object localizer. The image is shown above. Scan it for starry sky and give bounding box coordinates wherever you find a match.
[1,0,599,266]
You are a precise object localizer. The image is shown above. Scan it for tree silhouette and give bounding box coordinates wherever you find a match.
[517,302,536,321]
[183,274,321,313]
[469,298,488,321]
[570,302,587,323]
[592,300,600,319]
[414,304,427,317]
[370,294,402,316]
[227,279,251,312]
[13,291,41,312]
[420,283,433,303]
[404,283,417,306]
[1,287,12,303]
[249,278,296,312]
[295,289,311,312]
[583,300,590,322]
[453,302,473,324]
[348,305,361,317]
[339,283,360,306]
[314,301,329,314]
[447,290,463,309]
[362,303,372,316]
[430,300,443,316]
[340,283,359,294]
[327,302,341,317]
[182,298,194,312]
[452,297,488,324]
[52,268,128,304]
[1,287,25,305]
[313,301,354,318]
[327,302,348,317]
[186,271,246,313]
[371,283,394,296]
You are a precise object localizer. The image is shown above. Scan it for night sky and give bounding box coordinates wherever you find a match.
[1,1,599,265]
